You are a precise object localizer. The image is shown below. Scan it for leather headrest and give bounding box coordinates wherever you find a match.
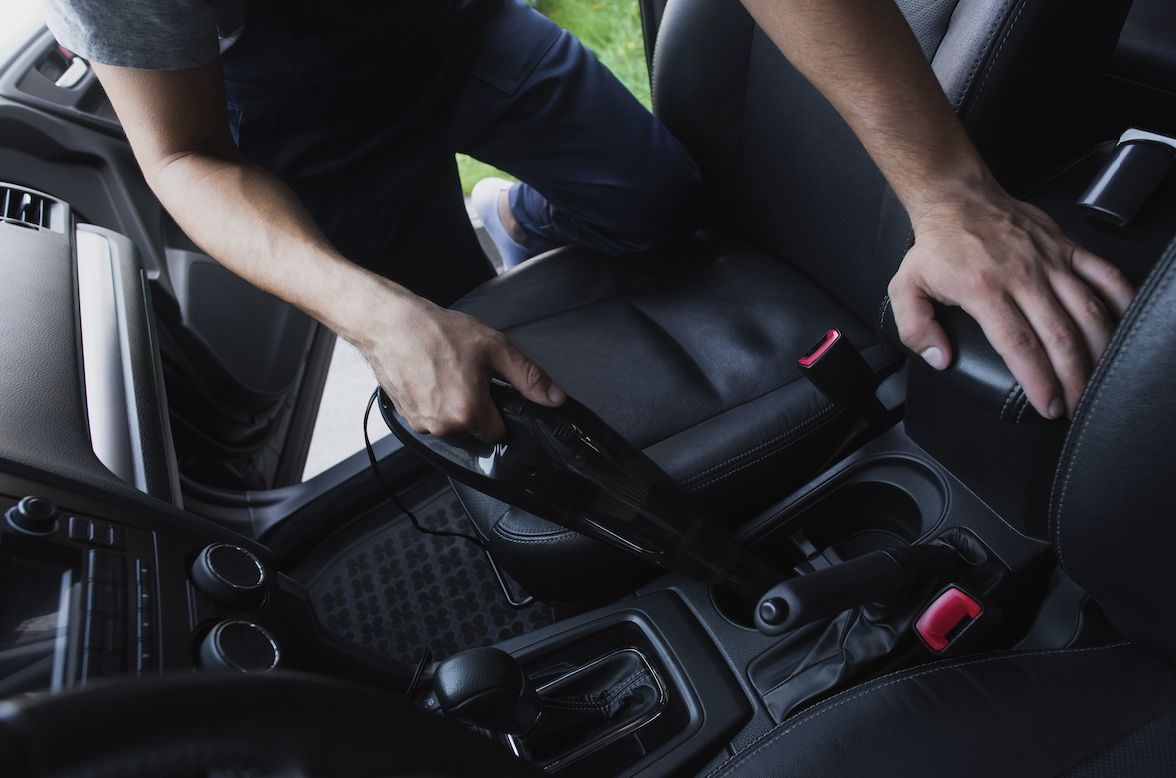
[1050,233,1176,661]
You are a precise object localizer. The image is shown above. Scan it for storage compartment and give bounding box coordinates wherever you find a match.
[713,456,946,626]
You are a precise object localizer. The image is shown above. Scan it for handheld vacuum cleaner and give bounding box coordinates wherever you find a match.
[379,380,780,601]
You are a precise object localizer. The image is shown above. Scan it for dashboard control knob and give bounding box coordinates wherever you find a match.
[198,620,281,673]
[5,496,59,535]
[189,543,267,610]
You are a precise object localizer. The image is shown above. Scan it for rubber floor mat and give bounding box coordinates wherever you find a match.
[302,484,555,664]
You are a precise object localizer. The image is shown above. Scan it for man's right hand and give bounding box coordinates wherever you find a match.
[353,287,566,443]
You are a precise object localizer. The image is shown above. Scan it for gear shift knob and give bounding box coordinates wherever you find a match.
[433,647,543,736]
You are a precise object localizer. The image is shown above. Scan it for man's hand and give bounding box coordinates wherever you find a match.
[352,285,565,443]
[889,178,1134,419]
[735,0,1136,419]
[92,60,563,443]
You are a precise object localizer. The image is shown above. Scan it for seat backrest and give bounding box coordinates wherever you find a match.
[1050,233,1176,664]
[1111,0,1176,95]
[651,0,1133,331]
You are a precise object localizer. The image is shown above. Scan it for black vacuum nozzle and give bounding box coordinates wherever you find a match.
[380,381,777,597]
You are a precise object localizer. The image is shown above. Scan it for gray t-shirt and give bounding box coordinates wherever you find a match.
[43,0,246,70]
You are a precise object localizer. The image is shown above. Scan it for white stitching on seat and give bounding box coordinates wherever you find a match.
[688,411,845,491]
[1016,392,1033,423]
[1001,385,1021,420]
[1051,245,1176,572]
[493,524,578,545]
[952,0,1014,117]
[704,643,1132,778]
[963,0,1025,125]
[1022,144,1109,196]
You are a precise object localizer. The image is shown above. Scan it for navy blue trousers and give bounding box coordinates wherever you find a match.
[220,0,703,306]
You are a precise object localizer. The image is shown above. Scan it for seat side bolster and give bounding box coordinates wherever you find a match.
[707,643,1176,778]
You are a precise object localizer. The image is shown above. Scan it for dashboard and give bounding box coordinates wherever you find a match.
[0,184,294,699]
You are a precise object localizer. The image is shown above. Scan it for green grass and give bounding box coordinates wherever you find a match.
[456,0,650,196]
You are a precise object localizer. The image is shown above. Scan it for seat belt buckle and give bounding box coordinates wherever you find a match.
[797,329,889,427]
[914,584,1001,657]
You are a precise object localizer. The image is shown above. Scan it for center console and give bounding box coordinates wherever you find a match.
[0,105,1171,775]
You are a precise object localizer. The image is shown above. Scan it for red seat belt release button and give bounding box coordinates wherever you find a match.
[915,585,1001,656]
[797,328,891,427]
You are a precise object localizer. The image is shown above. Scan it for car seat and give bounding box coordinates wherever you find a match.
[702,229,1176,778]
[448,0,1135,603]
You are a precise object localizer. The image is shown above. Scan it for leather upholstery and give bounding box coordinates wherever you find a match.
[1050,234,1176,664]
[1111,0,1176,94]
[452,237,903,602]
[707,643,1176,778]
[451,479,660,603]
[949,0,1133,192]
[455,238,901,520]
[448,0,1134,602]
[882,143,1176,423]
[708,239,1176,778]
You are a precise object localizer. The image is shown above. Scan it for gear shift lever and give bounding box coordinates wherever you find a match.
[433,644,666,770]
[433,647,543,736]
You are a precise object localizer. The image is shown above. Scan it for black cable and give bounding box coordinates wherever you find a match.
[363,388,486,548]
[404,646,433,701]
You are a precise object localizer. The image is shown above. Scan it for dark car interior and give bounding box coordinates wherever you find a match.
[1,0,1175,775]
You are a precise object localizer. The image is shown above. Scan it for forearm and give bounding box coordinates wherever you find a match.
[741,0,1134,420]
[738,0,993,220]
[147,148,418,350]
[92,59,417,349]
[92,58,563,441]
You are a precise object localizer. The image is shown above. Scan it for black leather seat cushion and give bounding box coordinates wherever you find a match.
[450,237,900,603]
[454,236,901,519]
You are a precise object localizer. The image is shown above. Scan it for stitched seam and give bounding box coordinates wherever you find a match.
[1051,242,1176,572]
[683,357,902,487]
[1015,393,1033,423]
[688,411,846,491]
[467,248,705,331]
[705,643,1132,778]
[963,0,1023,125]
[1021,144,1110,198]
[492,524,578,545]
[1000,384,1020,421]
[682,404,840,484]
[953,0,1014,118]
[878,295,892,331]
[540,671,651,711]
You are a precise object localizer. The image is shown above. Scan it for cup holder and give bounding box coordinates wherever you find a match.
[713,456,947,626]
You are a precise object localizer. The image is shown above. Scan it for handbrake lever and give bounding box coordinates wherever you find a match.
[754,544,959,636]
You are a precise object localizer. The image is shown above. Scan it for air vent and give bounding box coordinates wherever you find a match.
[1,184,66,233]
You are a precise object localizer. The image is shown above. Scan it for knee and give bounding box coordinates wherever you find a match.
[587,145,705,256]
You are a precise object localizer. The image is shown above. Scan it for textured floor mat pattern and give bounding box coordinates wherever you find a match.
[306,488,555,663]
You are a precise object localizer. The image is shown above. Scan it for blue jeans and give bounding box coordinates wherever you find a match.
[221,0,703,306]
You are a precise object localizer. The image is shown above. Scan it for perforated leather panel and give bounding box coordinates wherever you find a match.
[1062,705,1176,778]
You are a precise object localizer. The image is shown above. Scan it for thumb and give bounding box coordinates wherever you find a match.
[489,341,567,407]
[889,281,953,371]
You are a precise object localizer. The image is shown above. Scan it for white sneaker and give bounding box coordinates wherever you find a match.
[471,177,530,269]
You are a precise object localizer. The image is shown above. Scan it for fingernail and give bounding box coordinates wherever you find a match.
[920,347,947,370]
[1048,398,1064,420]
[547,383,566,404]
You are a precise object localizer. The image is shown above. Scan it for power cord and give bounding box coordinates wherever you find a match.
[363,387,536,608]
[363,388,486,548]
